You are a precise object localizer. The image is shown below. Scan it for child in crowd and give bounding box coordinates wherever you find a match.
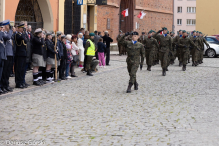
[97,38,106,68]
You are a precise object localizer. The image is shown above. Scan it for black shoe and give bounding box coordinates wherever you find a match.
[39,80,47,84]
[5,87,13,92]
[87,70,93,76]
[166,67,169,71]
[162,69,166,76]
[60,77,66,80]
[16,84,24,89]
[179,62,182,67]
[71,74,78,77]
[1,88,8,94]
[148,65,151,71]
[126,82,133,93]
[106,64,110,66]
[25,83,30,87]
[134,82,138,90]
[33,81,41,86]
[182,65,186,71]
[22,83,28,88]
[10,74,15,77]
[0,89,4,95]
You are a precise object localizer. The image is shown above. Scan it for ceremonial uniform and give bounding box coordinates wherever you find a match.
[153,29,172,76]
[118,32,145,93]
[14,24,28,88]
[178,32,199,71]
[142,34,159,71]
[173,34,182,66]
[138,32,146,43]
[116,32,124,55]
[189,33,202,66]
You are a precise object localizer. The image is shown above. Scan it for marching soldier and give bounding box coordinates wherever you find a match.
[14,23,28,88]
[178,30,200,71]
[169,32,176,65]
[138,32,146,43]
[116,30,124,56]
[118,32,145,93]
[1,20,14,93]
[142,31,159,71]
[173,30,183,66]
[151,30,159,65]
[153,27,172,76]
[190,31,202,66]
[199,32,210,64]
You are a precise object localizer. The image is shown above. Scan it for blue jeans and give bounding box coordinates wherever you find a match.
[65,63,70,77]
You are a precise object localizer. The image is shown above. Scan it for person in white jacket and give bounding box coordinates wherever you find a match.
[70,35,79,77]
[78,33,85,68]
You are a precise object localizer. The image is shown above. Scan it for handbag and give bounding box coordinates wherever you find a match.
[73,55,79,63]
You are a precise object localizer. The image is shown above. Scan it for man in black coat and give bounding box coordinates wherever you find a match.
[102,31,113,66]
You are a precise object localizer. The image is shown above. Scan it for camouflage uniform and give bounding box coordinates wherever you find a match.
[153,32,172,76]
[190,36,202,66]
[142,36,159,71]
[138,35,146,43]
[199,36,209,63]
[119,35,145,93]
[116,34,124,55]
[173,35,182,66]
[178,36,199,70]
[153,38,159,65]
[169,37,176,64]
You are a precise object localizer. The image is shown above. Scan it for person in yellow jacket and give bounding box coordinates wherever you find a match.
[85,33,96,76]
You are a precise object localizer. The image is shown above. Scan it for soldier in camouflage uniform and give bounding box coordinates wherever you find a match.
[153,27,172,76]
[123,32,132,55]
[178,30,200,71]
[189,31,202,66]
[199,32,210,64]
[142,31,159,71]
[118,32,145,93]
[138,32,146,43]
[151,30,159,65]
[173,30,183,66]
[116,30,124,56]
[169,32,176,65]
[195,31,203,66]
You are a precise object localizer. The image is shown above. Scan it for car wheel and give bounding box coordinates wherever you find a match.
[206,49,216,58]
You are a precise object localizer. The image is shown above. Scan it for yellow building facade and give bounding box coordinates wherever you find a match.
[196,0,219,35]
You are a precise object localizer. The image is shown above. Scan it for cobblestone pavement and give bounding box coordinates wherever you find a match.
[0,54,219,146]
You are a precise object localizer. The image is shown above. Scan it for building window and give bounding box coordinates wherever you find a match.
[187,19,196,25]
[187,7,196,13]
[177,19,182,25]
[177,7,182,13]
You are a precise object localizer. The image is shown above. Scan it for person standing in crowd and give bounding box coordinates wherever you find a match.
[60,35,68,79]
[45,32,57,82]
[1,20,14,93]
[98,32,102,38]
[26,25,33,70]
[116,30,124,56]
[32,28,45,86]
[102,31,113,66]
[85,33,96,76]
[38,31,47,84]
[118,32,145,93]
[142,31,159,71]
[97,38,106,68]
[78,28,85,41]
[77,33,84,69]
[57,32,65,80]
[65,36,73,79]
[178,30,199,71]
[94,30,100,60]
[14,23,28,88]
[70,35,79,77]
[153,27,172,76]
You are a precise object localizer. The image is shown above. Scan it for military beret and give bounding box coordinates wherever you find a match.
[182,30,187,33]
[2,19,10,26]
[148,31,152,34]
[196,31,199,33]
[17,23,25,28]
[132,31,139,35]
[142,32,145,35]
[179,30,182,32]
[34,28,42,34]
[89,33,95,36]
[200,32,202,34]
[167,31,169,34]
[46,32,52,36]
[162,27,168,30]
[187,32,189,34]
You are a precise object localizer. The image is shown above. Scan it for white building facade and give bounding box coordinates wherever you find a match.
[174,0,196,35]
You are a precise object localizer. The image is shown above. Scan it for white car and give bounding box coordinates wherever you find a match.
[204,36,219,58]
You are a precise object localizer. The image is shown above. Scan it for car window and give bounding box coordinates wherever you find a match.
[206,38,216,42]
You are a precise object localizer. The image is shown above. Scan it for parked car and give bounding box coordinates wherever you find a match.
[204,36,219,58]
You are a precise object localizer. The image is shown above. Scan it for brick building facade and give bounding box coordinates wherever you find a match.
[97,0,173,43]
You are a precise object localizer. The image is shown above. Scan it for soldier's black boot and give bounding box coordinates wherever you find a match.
[182,65,186,71]
[148,65,151,71]
[147,66,149,71]
[134,82,138,90]
[192,61,195,66]
[166,66,169,71]
[126,82,133,93]
[179,62,182,67]
[162,68,166,76]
